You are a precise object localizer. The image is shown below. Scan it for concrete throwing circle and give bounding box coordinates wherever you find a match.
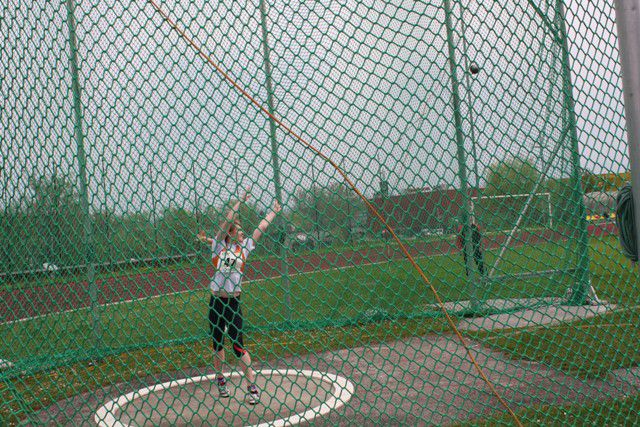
[95,369,354,427]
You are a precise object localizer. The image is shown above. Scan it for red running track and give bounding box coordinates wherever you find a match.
[0,227,614,323]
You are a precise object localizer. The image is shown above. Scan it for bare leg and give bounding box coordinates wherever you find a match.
[213,349,226,376]
[238,351,255,387]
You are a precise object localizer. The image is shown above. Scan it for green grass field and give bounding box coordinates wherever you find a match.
[1,234,638,424]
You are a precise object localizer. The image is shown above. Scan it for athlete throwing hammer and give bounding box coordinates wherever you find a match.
[197,190,281,404]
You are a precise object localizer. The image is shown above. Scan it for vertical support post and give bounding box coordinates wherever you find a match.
[149,162,158,257]
[460,2,480,190]
[556,0,591,304]
[310,164,321,242]
[100,154,112,263]
[615,0,640,268]
[259,0,291,322]
[444,0,479,310]
[65,0,102,351]
[341,157,352,242]
[192,159,199,228]
[1,155,9,271]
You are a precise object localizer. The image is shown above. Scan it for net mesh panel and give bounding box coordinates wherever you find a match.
[2,0,639,425]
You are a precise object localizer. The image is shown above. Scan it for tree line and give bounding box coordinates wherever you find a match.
[484,156,625,229]
[0,176,367,276]
[2,159,620,276]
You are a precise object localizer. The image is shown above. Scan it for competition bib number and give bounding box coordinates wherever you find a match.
[217,247,244,273]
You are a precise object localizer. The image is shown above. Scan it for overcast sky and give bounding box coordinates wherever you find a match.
[1,0,629,215]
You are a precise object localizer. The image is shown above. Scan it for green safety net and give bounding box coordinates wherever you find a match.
[1,0,639,425]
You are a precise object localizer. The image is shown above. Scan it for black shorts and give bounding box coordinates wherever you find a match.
[208,295,246,357]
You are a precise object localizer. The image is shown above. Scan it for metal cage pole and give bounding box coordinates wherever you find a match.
[460,1,480,190]
[65,0,102,351]
[556,0,592,304]
[615,0,640,268]
[444,0,479,311]
[259,0,292,323]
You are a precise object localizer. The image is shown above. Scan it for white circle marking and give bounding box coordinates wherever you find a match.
[94,369,354,427]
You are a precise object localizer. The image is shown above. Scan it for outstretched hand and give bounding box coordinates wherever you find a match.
[272,200,282,214]
[240,188,251,203]
[197,230,208,243]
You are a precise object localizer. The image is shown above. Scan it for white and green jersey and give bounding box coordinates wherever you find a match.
[210,237,256,294]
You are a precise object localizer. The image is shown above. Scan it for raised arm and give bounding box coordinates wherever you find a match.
[214,189,250,241]
[197,230,214,245]
[252,200,282,243]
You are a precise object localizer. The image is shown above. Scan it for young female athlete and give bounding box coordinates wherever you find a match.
[197,190,281,404]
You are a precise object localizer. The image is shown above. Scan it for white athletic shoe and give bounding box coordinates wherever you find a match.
[246,384,260,405]
[216,376,230,398]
